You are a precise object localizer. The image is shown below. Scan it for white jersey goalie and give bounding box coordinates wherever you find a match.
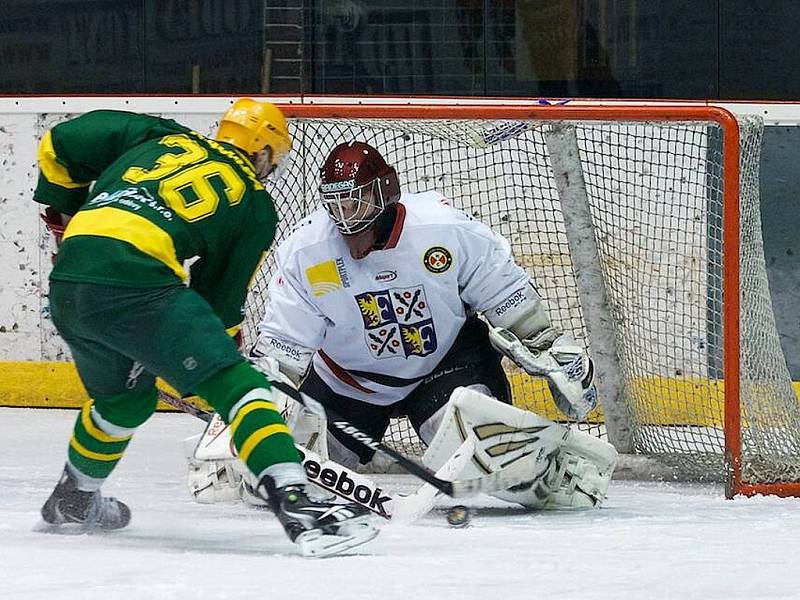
[185,140,616,517]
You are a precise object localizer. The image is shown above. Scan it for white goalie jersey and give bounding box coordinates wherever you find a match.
[258,191,534,405]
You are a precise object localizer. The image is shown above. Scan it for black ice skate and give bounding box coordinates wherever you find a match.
[39,466,131,532]
[260,477,378,558]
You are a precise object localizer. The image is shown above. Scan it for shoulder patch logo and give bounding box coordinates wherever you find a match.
[423,246,452,274]
[306,260,343,297]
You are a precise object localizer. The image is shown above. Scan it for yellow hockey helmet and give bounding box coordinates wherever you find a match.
[216,98,291,167]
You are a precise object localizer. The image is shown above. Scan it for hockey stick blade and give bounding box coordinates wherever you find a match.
[389,437,474,523]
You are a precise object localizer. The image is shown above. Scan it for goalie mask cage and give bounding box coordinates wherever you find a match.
[241,103,800,498]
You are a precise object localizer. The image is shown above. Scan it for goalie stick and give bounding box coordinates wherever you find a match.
[160,381,541,500]
[159,387,473,521]
[266,379,542,499]
[297,438,474,523]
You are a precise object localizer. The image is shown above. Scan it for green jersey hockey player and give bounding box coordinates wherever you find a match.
[34,99,378,557]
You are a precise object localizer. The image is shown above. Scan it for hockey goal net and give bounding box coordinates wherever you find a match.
[241,103,800,498]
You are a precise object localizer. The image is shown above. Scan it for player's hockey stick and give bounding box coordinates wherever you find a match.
[267,380,540,499]
[159,388,470,521]
[157,388,212,422]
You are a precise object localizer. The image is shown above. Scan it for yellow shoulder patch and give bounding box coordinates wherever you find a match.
[305,260,342,297]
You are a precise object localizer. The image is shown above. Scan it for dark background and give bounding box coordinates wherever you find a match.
[2,0,800,99]
[1,0,799,375]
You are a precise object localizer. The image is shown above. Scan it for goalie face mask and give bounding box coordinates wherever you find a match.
[319,141,400,236]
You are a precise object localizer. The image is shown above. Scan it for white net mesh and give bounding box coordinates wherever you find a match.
[241,110,800,486]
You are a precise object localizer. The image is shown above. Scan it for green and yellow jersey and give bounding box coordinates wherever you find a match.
[34,109,278,331]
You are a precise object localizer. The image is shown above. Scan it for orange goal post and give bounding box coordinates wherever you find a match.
[239,102,800,498]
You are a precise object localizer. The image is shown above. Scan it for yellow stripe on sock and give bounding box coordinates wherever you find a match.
[238,424,291,463]
[230,400,279,433]
[80,402,132,443]
[69,437,125,462]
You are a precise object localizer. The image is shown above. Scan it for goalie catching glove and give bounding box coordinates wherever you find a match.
[489,326,597,421]
[485,283,597,421]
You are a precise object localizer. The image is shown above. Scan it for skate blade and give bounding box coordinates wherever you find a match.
[33,519,91,535]
[297,517,379,558]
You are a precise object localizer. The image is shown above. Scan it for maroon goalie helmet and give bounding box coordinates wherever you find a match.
[319,141,401,235]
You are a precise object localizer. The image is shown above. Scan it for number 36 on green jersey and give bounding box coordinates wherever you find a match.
[122,133,246,222]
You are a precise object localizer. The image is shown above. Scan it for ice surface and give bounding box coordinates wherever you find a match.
[2,408,800,600]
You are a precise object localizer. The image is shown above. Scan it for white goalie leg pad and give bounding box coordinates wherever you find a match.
[187,457,246,504]
[422,386,569,508]
[185,415,249,504]
[540,428,618,509]
[184,384,329,505]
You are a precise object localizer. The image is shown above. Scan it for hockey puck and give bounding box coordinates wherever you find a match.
[446,505,471,528]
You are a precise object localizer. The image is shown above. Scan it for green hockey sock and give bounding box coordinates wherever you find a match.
[194,361,301,477]
[67,400,134,481]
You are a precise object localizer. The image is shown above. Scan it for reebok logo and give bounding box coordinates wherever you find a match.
[493,288,527,316]
[298,449,391,518]
[269,338,303,361]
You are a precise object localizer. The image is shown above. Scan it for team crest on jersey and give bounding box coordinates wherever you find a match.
[355,286,437,359]
[423,246,452,274]
[305,258,350,297]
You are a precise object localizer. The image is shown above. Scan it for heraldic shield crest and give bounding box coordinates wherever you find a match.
[354,285,438,359]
